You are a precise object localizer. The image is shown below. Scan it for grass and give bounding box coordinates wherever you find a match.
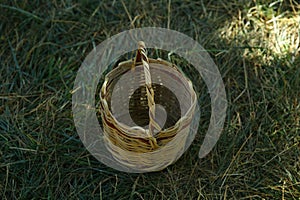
[0,0,299,199]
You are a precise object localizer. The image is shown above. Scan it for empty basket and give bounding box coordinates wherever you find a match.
[99,41,197,171]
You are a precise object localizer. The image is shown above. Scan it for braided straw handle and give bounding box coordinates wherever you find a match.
[134,41,161,149]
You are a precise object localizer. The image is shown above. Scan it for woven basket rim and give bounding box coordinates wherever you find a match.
[100,58,197,138]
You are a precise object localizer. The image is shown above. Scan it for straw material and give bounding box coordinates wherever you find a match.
[99,41,197,170]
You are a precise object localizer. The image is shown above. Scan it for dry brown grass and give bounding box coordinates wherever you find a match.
[219,1,300,66]
[0,0,299,199]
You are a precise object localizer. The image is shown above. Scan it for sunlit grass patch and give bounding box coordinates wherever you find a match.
[219,1,300,66]
[0,0,299,199]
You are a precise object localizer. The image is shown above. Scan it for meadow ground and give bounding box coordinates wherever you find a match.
[0,0,299,199]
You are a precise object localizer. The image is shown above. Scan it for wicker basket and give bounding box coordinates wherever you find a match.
[99,41,197,171]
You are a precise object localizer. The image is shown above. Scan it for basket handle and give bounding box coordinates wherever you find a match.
[133,41,161,148]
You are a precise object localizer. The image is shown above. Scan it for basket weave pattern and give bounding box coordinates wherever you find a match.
[99,42,197,169]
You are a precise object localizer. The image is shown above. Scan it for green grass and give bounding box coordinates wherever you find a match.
[0,0,299,199]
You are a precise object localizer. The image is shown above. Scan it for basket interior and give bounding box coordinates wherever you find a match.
[105,61,194,133]
[128,83,181,130]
